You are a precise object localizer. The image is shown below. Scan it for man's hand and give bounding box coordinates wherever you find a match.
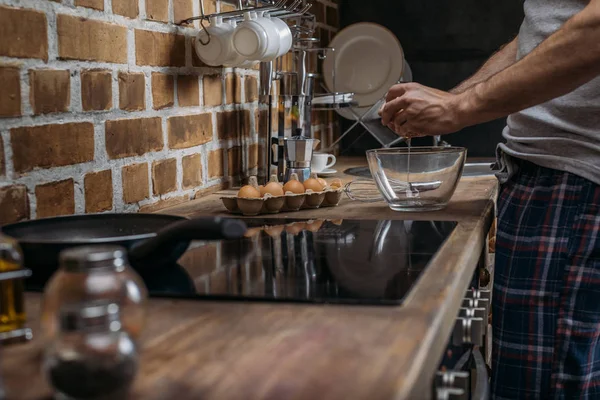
[379,83,467,138]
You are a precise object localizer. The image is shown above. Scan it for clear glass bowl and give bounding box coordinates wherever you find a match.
[366,147,467,212]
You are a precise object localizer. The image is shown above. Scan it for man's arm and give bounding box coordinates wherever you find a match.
[450,38,519,94]
[380,0,600,137]
[459,0,600,126]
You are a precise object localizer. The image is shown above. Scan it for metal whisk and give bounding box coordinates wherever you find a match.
[344,179,442,203]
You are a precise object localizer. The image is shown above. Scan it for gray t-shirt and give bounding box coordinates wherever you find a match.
[497,0,600,185]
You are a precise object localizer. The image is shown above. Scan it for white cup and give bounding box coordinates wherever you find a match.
[269,16,293,57]
[194,17,238,67]
[311,153,337,173]
[233,11,280,62]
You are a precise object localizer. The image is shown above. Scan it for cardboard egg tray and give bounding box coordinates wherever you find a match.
[220,187,344,216]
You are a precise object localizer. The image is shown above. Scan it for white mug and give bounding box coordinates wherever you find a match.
[194,16,238,67]
[233,11,280,62]
[269,16,293,57]
[311,153,337,173]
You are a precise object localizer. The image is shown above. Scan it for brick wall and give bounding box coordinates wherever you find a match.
[0,0,339,224]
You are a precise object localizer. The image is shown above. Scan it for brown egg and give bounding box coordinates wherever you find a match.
[317,178,328,187]
[283,179,305,194]
[303,178,325,193]
[261,182,284,197]
[238,185,261,199]
[330,178,343,189]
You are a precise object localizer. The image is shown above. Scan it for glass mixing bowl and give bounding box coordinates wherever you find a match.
[366,147,467,212]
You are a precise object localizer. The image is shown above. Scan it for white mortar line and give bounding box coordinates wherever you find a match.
[70,70,83,112]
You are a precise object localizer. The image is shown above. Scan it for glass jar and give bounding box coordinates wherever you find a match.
[41,246,148,343]
[43,301,138,400]
[0,234,25,334]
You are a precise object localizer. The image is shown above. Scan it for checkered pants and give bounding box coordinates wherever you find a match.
[491,160,600,399]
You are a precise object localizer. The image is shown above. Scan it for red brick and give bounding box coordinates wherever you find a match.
[146,0,168,22]
[118,72,145,111]
[245,75,258,103]
[112,0,138,18]
[36,179,75,218]
[0,6,48,61]
[0,67,21,117]
[84,170,113,213]
[182,154,202,189]
[138,195,189,213]
[227,146,242,177]
[57,15,127,63]
[225,73,241,104]
[0,185,29,224]
[217,110,251,140]
[135,30,185,67]
[105,118,163,159]
[151,73,174,110]
[81,69,112,111]
[11,123,94,174]
[208,149,224,179]
[152,158,177,195]
[167,114,212,149]
[177,75,199,107]
[173,0,193,25]
[29,70,71,115]
[122,163,149,203]
[203,75,222,106]
[76,0,104,10]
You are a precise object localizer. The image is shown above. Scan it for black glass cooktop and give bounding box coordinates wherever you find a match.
[133,218,458,306]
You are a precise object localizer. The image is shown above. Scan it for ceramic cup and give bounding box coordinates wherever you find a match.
[233,11,280,62]
[269,16,293,58]
[311,153,337,173]
[195,16,238,67]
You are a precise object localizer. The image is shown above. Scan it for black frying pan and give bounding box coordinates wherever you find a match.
[2,213,247,286]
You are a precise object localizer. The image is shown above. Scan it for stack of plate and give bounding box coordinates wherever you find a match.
[323,23,411,121]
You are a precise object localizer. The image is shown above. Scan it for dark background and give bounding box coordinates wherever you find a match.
[338,0,525,157]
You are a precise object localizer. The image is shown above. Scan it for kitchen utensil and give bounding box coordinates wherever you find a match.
[283,136,320,182]
[233,11,280,62]
[344,179,442,203]
[43,302,138,400]
[1,214,247,285]
[366,147,467,212]
[41,245,148,342]
[269,16,293,57]
[194,17,238,66]
[317,169,337,177]
[323,23,404,108]
[311,153,336,173]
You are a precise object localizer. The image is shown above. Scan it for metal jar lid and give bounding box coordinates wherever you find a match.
[59,301,122,333]
[59,245,128,272]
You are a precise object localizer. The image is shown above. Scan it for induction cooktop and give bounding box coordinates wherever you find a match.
[133,218,458,306]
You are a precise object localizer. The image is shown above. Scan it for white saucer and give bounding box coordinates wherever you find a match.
[316,169,337,177]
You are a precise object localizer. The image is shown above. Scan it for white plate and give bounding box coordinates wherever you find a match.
[335,60,412,121]
[317,169,337,177]
[324,23,404,109]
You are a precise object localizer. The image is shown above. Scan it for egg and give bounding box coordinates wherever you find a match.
[261,182,284,197]
[238,185,261,198]
[283,179,305,194]
[330,178,343,189]
[303,178,325,193]
[317,178,328,187]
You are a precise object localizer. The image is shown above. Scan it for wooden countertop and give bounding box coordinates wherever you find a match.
[2,157,498,400]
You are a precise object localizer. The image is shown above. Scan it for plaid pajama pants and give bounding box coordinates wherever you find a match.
[491,160,600,399]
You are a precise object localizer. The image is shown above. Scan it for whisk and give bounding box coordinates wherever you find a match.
[344,179,442,203]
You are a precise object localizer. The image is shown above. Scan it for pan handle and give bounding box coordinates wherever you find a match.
[128,217,247,265]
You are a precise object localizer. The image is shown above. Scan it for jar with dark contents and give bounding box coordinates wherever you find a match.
[43,301,138,400]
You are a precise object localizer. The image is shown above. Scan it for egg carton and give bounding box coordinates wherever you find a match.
[220,186,344,216]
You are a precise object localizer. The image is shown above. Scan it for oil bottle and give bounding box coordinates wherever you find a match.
[0,234,25,333]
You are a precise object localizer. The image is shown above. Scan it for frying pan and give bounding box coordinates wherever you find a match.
[1,213,247,286]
